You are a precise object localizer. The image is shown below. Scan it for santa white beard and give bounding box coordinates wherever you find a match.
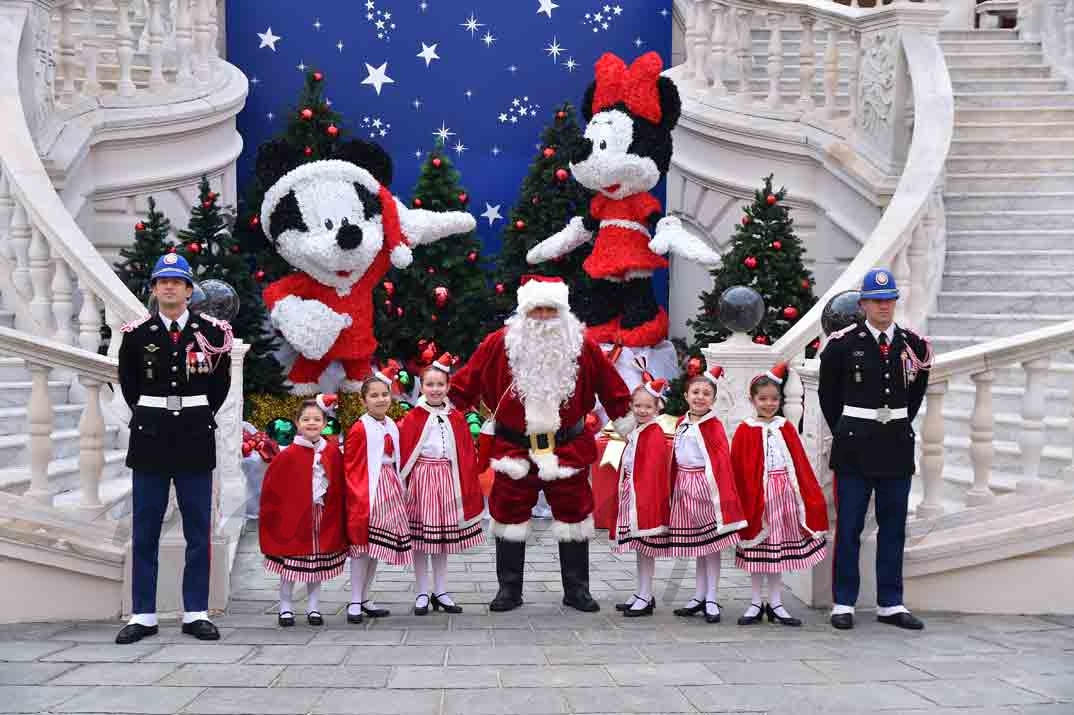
[504,311,584,435]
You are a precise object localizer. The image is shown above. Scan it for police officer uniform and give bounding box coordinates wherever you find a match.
[115,254,232,645]
[818,269,932,631]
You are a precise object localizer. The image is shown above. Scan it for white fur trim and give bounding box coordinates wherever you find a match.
[261,160,380,237]
[491,519,530,542]
[600,219,650,237]
[526,216,593,265]
[530,451,578,481]
[651,216,721,266]
[523,400,562,436]
[291,382,320,396]
[490,456,531,480]
[390,243,413,269]
[551,516,595,542]
[270,295,350,361]
[516,279,570,314]
[612,413,637,439]
[339,379,364,393]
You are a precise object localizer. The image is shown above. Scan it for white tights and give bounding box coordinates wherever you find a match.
[348,555,380,615]
[279,578,322,614]
[413,552,454,605]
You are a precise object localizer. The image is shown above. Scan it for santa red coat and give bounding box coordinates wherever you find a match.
[398,401,485,527]
[584,192,668,280]
[730,417,829,546]
[449,327,633,481]
[259,438,346,557]
[672,412,748,535]
[612,420,671,537]
[343,413,402,546]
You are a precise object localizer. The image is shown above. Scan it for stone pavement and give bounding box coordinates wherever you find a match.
[2,519,1073,715]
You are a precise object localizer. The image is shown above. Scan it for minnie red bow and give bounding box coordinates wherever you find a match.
[592,51,664,124]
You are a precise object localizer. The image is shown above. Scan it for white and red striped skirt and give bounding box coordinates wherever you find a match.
[664,466,741,558]
[263,505,347,583]
[613,473,666,558]
[735,467,828,573]
[349,464,413,565]
[406,457,484,554]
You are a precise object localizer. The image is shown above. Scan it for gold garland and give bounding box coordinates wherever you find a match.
[599,414,680,469]
[245,392,410,432]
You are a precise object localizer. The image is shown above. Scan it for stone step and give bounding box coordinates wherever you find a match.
[51,472,133,518]
[946,208,1074,230]
[941,434,1071,480]
[954,122,1074,140]
[928,311,1070,337]
[955,106,1074,123]
[0,357,28,382]
[942,270,1074,292]
[950,138,1074,156]
[937,289,1074,314]
[0,403,85,434]
[940,30,1019,41]
[0,449,129,496]
[956,92,1074,109]
[0,310,12,329]
[940,39,1043,54]
[948,156,1074,174]
[944,249,1074,271]
[0,380,70,409]
[948,64,1054,80]
[951,78,1068,93]
[946,172,1074,192]
[946,229,1074,251]
[0,425,120,467]
[946,189,1074,209]
[944,51,1045,67]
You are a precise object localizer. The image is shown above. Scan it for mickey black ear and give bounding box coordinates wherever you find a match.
[332,139,394,187]
[657,77,682,131]
[581,82,597,122]
[255,139,303,189]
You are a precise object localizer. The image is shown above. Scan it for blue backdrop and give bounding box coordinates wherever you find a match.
[226,0,674,302]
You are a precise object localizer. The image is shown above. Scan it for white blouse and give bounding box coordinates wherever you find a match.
[747,417,788,473]
[419,403,451,459]
[367,417,397,465]
[674,420,707,468]
[293,435,328,505]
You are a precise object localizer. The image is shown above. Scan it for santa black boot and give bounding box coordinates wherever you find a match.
[559,541,600,612]
[489,538,526,612]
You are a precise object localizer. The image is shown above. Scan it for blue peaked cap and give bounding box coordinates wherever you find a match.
[860,268,899,300]
[150,253,194,284]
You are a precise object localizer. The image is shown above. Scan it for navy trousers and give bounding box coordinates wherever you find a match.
[131,470,212,614]
[832,471,912,608]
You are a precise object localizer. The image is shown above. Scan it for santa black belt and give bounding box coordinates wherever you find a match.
[496,419,586,455]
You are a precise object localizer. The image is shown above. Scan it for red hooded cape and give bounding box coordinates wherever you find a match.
[259,439,346,557]
[610,420,671,537]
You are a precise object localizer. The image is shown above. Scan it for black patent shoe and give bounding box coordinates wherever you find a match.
[878,611,924,630]
[616,594,641,612]
[181,619,220,641]
[346,603,364,624]
[704,601,721,624]
[306,611,324,626]
[765,603,802,627]
[360,600,390,618]
[431,593,463,614]
[830,612,855,630]
[622,598,655,618]
[674,599,705,617]
[413,594,430,616]
[277,611,295,628]
[737,603,764,626]
[115,623,158,644]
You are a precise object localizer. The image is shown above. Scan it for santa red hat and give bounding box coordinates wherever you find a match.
[315,393,338,416]
[517,274,570,315]
[373,361,400,388]
[753,361,789,387]
[430,352,455,374]
[642,378,668,403]
[701,365,724,386]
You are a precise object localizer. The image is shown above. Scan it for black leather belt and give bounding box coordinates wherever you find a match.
[496,419,586,455]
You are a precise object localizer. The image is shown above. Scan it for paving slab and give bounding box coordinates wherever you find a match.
[54,685,205,713]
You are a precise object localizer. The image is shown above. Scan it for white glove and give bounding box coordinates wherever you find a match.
[396,199,478,245]
[527,216,593,264]
[650,215,721,266]
[270,295,352,360]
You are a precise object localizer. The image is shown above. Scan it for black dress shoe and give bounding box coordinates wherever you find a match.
[306,611,324,626]
[489,588,524,612]
[765,603,802,627]
[181,619,220,641]
[737,603,764,626]
[360,600,390,618]
[674,599,705,617]
[413,594,430,616]
[346,603,364,624]
[115,623,158,644]
[830,612,855,630]
[878,611,924,630]
[431,593,463,614]
[616,594,641,612]
[622,598,655,617]
[277,611,295,628]
[704,601,722,624]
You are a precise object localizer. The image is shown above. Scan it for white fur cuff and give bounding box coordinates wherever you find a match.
[531,451,579,481]
[552,516,595,542]
[491,456,531,481]
[612,413,637,439]
[491,519,530,542]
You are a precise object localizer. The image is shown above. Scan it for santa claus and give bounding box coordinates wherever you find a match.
[449,275,635,613]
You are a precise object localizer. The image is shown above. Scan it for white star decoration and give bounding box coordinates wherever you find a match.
[491,146,501,156]
[336,41,344,52]
[481,31,496,47]
[453,141,467,155]
[564,57,578,72]
[433,122,455,142]
[361,62,394,95]
[417,42,440,67]
[257,27,280,51]
[412,98,423,109]
[545,37,565,61]
[537,0,558,18]
[297,61,306,72]
[460,13,484,37]
[481,203,503,225]
[313,19,322,30]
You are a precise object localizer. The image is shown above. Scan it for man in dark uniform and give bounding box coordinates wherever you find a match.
[115,253,232,644]
[819,268,933,631]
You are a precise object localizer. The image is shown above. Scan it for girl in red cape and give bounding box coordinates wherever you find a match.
[668,366,748,624]
[732,363,829,627]
[612,376,672,618]
[343,367,413,624]
[259,396,347,627]
[399,353,486,616]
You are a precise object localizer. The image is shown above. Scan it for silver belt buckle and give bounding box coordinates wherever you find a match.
[875,407,892,424]
[166,395,182,411]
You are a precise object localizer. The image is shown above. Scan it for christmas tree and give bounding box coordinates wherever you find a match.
[688,175,816,348]
[372,142,492,368]
[177,177,287,395]
[234,69,346,280]
[488,103,595,327]
[115,197,173,303]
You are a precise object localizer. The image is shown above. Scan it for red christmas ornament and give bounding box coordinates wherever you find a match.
[383,299,392,312]
[413,198,423,208]
[772,240,783,250]
[810,338,821,351]
[555,168,569,182]
[531,195,540,205]
[312,71,324,81]
[421,344,437,363]
[168,245,177,253]
[686,356,703,378]
[187,242,201,254]
[304,146,313,157]
[230,245,240,254]
[300,107,314,120]
[467,250,478,263]
[741,215,751,226]
[495,283,505,295]
[515,219,526,230]
[556,110,566,119]
[426,266,435,275]
[744,256,758,269]
[801,278,811,290]
[207,191,217,201]
[135,221,146,231]
[395,306,404,317]
[434,285,450,308]
[326,124,339,137]
[249,216,260,228]
[254,269,266,282]
[382,280,395,297]
[782,306,799,320]
[202,201,211,209]
[430,314,439,322]
[431,157,442,168]
[543,147,555,158]
[456,193,467,204]
[766,194,777,206]
[753,335,769,345]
